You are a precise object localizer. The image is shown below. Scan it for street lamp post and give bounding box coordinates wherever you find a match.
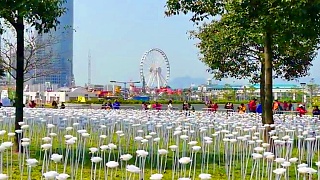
[300,82,306,104]
[110,80,140,99]
[309,78,315,107]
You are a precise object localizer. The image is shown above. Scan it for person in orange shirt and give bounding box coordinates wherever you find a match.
[238,103,246,114]
[273,100,279,112]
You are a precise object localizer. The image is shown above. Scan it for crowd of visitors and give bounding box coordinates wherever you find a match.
[101,99,121,110]
[15,98,320,118]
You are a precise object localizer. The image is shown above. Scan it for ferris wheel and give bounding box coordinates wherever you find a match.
[140,48,170,89]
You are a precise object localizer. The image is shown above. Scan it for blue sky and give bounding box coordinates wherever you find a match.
[72,0,319,86]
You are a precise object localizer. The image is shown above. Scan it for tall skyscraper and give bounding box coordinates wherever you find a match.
[32,0,74,88]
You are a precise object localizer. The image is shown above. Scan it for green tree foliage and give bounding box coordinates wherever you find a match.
[166,0,320,124]
[222,84,236,101]
[0,0,66,146]
[247,85,256,99]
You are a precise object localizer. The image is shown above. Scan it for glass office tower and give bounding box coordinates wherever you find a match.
[32,0,74,88]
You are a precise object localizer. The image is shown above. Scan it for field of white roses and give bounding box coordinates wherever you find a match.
[0,108,317,179]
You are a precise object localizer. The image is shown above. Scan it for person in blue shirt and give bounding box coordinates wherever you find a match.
[113,99,121,109]
[256,103,262,114]
[312,106,320,116]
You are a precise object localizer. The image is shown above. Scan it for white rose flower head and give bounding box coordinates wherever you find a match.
[169,145,178,151]
[42,137,52,143]
[274,158,286,163]
[180,135,188,140]
[158,149,168,155]
[7,133,15,137]
[106,161,119,168]
[252,153,263,159]
[100,135,107,139]
[273,168,286,175]
[199,173,211,180]
[107,143,117,150]
[41,144,52,150]
[281,161,291,167]
[65,139,75,145]
[56,173,70,180]
[126,165,140,173]
[289,157,298,163]
[26,158,38,167]
[51,154,63,163]
[21,125,29,129]
[0,174,8,180]
[47,124,55,129]
[22,138,30,142]
[120,154,133,161]
[64,135,73,140]
[81,133,90,138]
[65,127,73,131]
[21,142,30,147]
[136,150,148,157]
[0,130,6,136]
[49,133,57,137]
[89,147,99,154]
[1,142,13,148]
[91,157,102,163]
[100,145,109,151]
[179,157,191,164]
[43,171,59,180]
[192,146,201,152]
[15,130,22,134]
[188,141,198,146]
[150,173,163,180]
[253,147,264,152]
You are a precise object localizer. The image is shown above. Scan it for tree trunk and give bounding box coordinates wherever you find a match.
[260,61,265,124]
[14,17,25,150]
[264,30,274,125]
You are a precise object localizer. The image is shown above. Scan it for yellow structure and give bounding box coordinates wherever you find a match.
[77,96,86,103]
[115,86,121,94]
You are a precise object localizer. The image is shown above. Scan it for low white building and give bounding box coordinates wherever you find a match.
[24,87,98,103]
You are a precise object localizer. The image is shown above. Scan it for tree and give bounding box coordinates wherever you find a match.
[306,80,319,107]
[0,0,66,147]
[222,84,236,101]
[288,88,304,102]
[0,26,60,83]
[0,60,7,78]
[247,85,257,100]
[165,0,320,125]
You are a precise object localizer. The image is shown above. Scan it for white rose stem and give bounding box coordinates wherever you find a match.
[40,149,47,180]
[192,151,198,180]
[188,150,194,178]
[63,144,69,173]
[172,151,175,180]
[80,137,87,180]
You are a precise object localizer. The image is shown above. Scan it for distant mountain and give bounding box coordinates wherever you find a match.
[169,76,207,89]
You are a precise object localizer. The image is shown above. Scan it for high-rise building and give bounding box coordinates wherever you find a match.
[31,0,74,88]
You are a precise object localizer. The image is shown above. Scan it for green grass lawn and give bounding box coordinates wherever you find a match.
[2,136,316,180]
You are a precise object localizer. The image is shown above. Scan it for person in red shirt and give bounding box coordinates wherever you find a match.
[210,103,218,112]
[29,100,36,108]
[248,98,257,113]
[296,104,307,117]
[153,102,162,110]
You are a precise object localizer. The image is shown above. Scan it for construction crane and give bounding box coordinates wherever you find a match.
[87,50,91,89]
